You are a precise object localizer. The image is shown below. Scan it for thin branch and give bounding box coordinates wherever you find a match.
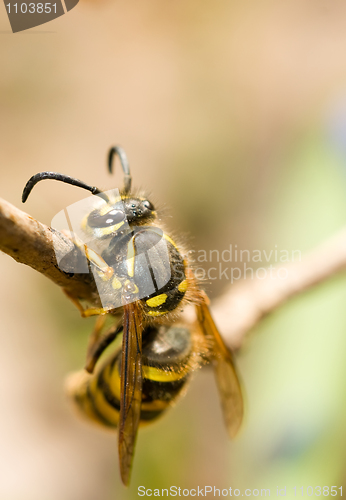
[0,198,98,303]
[0,197,345,350]
[212,227,346,349]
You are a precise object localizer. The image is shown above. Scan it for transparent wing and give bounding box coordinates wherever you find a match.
[118,303,143,486]
[196,299,243,438]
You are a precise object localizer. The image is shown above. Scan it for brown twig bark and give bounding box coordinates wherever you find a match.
[0,198,98,303]
[0,197,345,349]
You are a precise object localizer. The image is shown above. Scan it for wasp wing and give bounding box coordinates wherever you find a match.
[196,299,243,438]
[118,303,143,486]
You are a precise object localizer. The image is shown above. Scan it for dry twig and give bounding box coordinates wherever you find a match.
[0,197,345,349]
[0,198,98,303]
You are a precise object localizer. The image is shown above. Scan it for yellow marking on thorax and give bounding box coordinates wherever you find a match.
[126,238,136,277]
[146,294,167,308]
[112,277,122,290]
[163,233,178,250]
[178,279,188,293]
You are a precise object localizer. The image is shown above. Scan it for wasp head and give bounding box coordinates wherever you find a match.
[82,194,156,238]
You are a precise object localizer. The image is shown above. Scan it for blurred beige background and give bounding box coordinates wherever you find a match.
[1,1,346,499]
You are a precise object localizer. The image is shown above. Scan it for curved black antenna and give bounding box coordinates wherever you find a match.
[108,146,132,194]
[22,172,109,203]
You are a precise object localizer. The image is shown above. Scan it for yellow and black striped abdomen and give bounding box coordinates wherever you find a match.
[67,323,194,429]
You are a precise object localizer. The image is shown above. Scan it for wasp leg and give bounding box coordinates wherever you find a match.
[61,233,115,316]
[84,246,114,281]
[86,315,107,362]
[80,307,111,318]
[61,230,114,282]
[63,288,88,316]
[63,289,112,317]
[85,321,123,373]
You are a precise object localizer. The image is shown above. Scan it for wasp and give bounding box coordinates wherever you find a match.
[22,147,244,486]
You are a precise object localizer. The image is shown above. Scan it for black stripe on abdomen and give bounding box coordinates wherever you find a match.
[141,376,188,403]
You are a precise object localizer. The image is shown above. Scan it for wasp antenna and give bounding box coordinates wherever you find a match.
[108,146,132,194]
[22,172,109,203]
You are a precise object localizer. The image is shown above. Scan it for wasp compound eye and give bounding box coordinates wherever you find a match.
[87,209,126,228]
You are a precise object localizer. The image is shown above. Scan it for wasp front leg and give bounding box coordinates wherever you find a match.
[62,236,116,317]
